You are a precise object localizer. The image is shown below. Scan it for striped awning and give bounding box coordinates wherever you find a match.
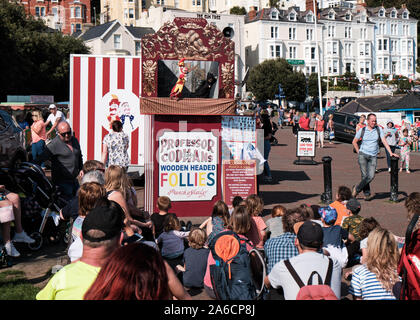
[140,97,236,115]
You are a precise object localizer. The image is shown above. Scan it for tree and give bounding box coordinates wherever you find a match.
[246,58,307,102]
[0,0,89,102]
[230,6,247,15]
[307,73,326,99]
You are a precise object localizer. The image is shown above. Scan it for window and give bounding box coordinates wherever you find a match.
[391,10,396,18]
[378,39,382,51]
[270,45,281,58]
[289,27,296,40]
[328,11,335,20]
[71,24,74,34]
[391,24,397,35]
[328,25,335,37]
[402,11,408,19]
[114,34,121,49]
[129,8,134,18]
[403,25,409,36]
[332,42,338,54]
[345,27,352,38]
[391,40,397,52]
[75,23,81,32]
[271,26,278,39]
[365,61,370,74]
[383,39,388,51]
[311,47,316,59]
[346,62,352,73]
[306,14,313,23]
[289,12,296,21]
[75,6,81,18]
[35,6,46,16]
[289,46,297,59]
[408,40,412,53]
[197,0,201,5]
[365,43,370,56]
[345,43,352,56]
[124,8,128,18]
[306,28,313,41]
[378,23,385,35]
[359,43,364,56]
[384,57,389,71]
[135,41,141,56]
[360,27,367,39]
[271,11,278,19]
[379,9,384,17]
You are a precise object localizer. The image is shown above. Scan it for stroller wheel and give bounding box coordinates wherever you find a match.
[28,232,43,251]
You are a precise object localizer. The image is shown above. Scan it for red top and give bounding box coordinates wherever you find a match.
[299,117,310,130]
[315,120,325,132]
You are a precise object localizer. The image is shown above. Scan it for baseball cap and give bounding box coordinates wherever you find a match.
[346,198,361,214]
[49,104,57,109]
[295,221,324,248]
[82,202,124,242]
[319,206,337,225]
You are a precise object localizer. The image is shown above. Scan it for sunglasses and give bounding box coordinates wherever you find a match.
[59,131,72,137]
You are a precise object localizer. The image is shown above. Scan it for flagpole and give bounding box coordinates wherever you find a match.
[313,0,323,116]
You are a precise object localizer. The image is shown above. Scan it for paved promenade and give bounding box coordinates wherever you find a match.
[137,125,420,237]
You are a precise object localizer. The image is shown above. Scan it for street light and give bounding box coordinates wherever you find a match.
[313,0,323,116]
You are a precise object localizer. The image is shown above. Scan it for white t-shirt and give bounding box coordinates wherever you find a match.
[268,251,342,300]
[47,110,66,131]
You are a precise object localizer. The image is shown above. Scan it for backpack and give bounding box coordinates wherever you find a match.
[209,230,257,300]
[284,258,338,300]
[353,126,381,153]
[398,213,420,300]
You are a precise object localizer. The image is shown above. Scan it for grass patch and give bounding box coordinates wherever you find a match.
[0,270,40,300]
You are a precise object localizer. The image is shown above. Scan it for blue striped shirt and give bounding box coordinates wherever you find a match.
[349,265,397,300]
[264,232,298,274]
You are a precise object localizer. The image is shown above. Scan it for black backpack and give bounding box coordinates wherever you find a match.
[353,126,381,153]
[209,230,257,300]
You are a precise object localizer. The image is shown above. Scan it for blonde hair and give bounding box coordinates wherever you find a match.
[366,227,400,292]
[188,228,207,249]
[328,114,333,119]
[245,194,264,217]
[104,165,134,202]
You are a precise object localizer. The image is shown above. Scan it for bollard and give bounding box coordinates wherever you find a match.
[321,156,333,204]
[390,156,399,202]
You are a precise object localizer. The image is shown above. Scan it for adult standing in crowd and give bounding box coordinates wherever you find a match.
[326,113,334,144]
[383,120,399,172]
[356,114,366,133]
[45,104,66,138]
[264,221,342,300]
[292,111,300,136]
[315,114,325,148]
[36,200,125,300]
[261,110,273,182]
[35,121,83,200]
[30,110,47,168]
[352,113,399,201]
[308,113,316,131]
[278,106,284,129]
[298,113,310,131]
[101,120,130,172]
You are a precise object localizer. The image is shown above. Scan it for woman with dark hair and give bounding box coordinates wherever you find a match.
[101,120,130,171]
[199,200,230,244]
[84,242,191,300]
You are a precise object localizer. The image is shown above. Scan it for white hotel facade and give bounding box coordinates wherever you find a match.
[244,4,417,80]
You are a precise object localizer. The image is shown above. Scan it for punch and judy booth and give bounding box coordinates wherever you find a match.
[140,18,238,217]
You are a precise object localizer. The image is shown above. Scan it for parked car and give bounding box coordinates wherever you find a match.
[0,110,27,168]
[338,96,357,108]
[323,110,360,143]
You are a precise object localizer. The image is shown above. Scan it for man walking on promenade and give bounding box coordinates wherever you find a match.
[352,113,399,201]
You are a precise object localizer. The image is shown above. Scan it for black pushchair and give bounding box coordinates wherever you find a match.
[1,162,69,251]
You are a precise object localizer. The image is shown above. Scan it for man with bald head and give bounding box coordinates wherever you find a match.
[36,121,83,200]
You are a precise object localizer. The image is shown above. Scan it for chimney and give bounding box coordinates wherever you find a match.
[248,7,257,20]
[401,3,406,9]
[306,0,319,15]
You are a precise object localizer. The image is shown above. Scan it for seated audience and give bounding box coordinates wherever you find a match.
[264,205,286,241]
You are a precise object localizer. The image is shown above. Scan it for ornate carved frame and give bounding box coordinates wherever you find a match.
[141,17,235,99]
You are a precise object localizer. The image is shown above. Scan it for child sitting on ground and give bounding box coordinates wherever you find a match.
[341,198,364,267]
[245,194,267,250]
[330,186,353,226]
[176,228,210,291]
[319,206,354,269]
[229,195,244,215]
[264,205,286,241]
[157,214,189,269]
[151,196,177,239]
[358,217,381,264]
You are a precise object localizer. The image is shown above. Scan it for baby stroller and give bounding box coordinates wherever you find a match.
[3,162,68,251]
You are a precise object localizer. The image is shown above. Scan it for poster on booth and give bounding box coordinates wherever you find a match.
[222,160,257,209]
[159,131,218,201]
[296,130,316,157]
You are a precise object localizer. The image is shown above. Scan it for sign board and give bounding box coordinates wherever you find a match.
[158,131,218,201]
[296,130,316,157]
[287,59,305,65]
[222,160,257,209]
